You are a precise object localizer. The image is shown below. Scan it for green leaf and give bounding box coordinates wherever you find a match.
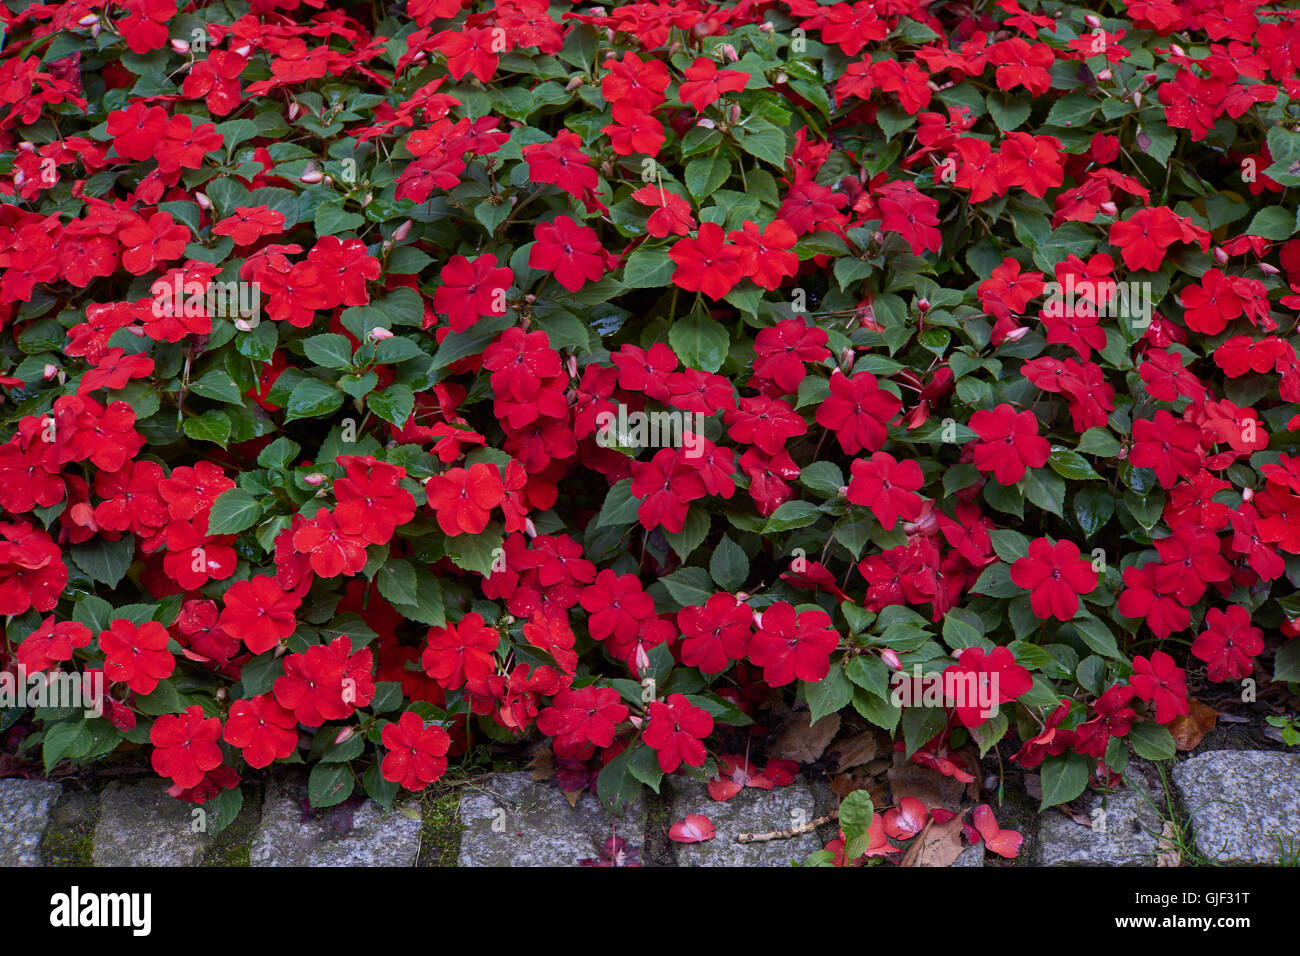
[376,559,419,607]
[315,202,365,236]
[257,436,302,470]
[596,748,642,812]
[182,410,231,447]
[669,313,730,372]
[308,762,355,808]
[1040,752,1091,809]
[1073,615,1120,659]
[902,705,948,759]
[622,246,675,288]
[69,536,135,588]
[762,500,823,533]
[369,384,414,427]
[1076,427,1120,458]
[1274,640,1300,683]
[1044,93,1099,129]
[1049,449,1102,481]
[664,506,710,561]
[1022,468,1065,517]
[1127,722,1176,762]
[285,378,343,422]
[685,155,730,201]
[189,368,245,406]
[626,743,664,792]
[971,562,1022,599]
[709,534,749,591]
[1246,206,1296,241]
[838,789,875,859]
[805,664,853,723]
[661,567,716,608]
[303,333,355,369]
[445,525,504,577]
[737,120,787,167]
[596,479,640,528]
[206,489,261,535]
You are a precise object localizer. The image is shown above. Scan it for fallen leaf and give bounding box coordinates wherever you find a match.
[1156,821,1181,867]
[1169,699,1219,751]
[562,789,581,808]
[901,811,967,867]
[827,730,877,772]
[528,747,555,782]
[1023,773,1042,801]
[1058,801,1093,828]
[668,814,716,843]
[398,804,422,821]
[769,711,841,763]
[887,763,965,812]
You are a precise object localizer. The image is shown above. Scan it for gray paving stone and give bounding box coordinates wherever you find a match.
[953,843,985,867]
[0,779,62,865]
[1173,750,1300,865]
[94,780,210,866]
[1035,782,1164,866]
[668,777,822,867]
[459,772,645,866]
[250,772,421,866]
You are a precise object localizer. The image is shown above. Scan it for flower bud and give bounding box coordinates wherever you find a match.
[524,517,537,538]
[78,13,98,26]
[234,318,256,332]
[288,101,301,121]
[918,297,930,313]
[635,645,651,674]
[392,219,413,242]
[1242,487,1254,502]
[1259,262,1280,275]
[760,21,774,33]
[1005,326,1030,342]
[334,727,354,745]
[367,327,394,342]
[881,649,902,670]
[1097,68,1112,81]
[300,164,322,184]
[565,75,584,92]
[696,117,716,129]
[44,364,59,380]
[1132,90,1142,108]
[234,45,252,57]
[170,38,190,54]
[774,71,788,84]
[1099,201,1118,215]
[304,472,327,487]
[1170,43,1185,57]
[1214,246,1229,264]
[728,102,741,125]
[721,44,738,62]
[1084,13,1101,27]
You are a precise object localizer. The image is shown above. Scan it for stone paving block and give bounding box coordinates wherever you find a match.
[94,780,210,866]
[250,772,421,866]
[952,843,985,867]
[668,777,822,867]
[1173,750,1300,865]
[1035,782,1164,866]
[459,772,646,866]
[0,779,62,866]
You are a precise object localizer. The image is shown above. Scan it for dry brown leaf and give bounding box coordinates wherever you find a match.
[828,731,878,772]
[1058,802,1093,828]
[1156,821,1181,867]
[901,811,968,867]
[887,762,965,812]
[528,747,555,782]
[562,789,581,808]
[1169,699,1219,751]
[769,711,841,763]
[1023,773,1043,801]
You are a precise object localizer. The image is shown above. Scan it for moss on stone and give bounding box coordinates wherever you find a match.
[201,783,261,867]
[40,790,99,867]
[416,786,464,867]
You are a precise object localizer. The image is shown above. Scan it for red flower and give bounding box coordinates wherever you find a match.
[159,461,234,522]
[381,711,451,790]
[105,102,169,161]
[727,219,798,290]
[537,685,629,760]
[1191,606,1263,682]
[150,705,224,791]
[77,347,154,396]
[748,601,839,686]
[1130,410,1205,488]
[15,616,92,674]
[846,452,925,530]
[0,521,67,615]
[99,619,175,695]
[752,318,829,393]
[333,455,417,545]
[433,253,513,332]
[425,462,505,536]
[211,206,285,246]
[678,59,748,110]
[677,594,753,674]
[579,569,655,644]
[1131,650,1189,724]
[669,222,742,300]
[632,185,696,238]
[1116,563,1191,639]
[273,635,375,727]
[630,448,707,533]
[816,370,902,455]
[291,509,370,578]
[307,236,381,309]
[943,646,1034,728]
[422,613,499,690]
[530,215,607,292]
[969,403,1050,485]
[724,394,807,454]
[119,211,190,275]
[1009,537,1098,621]
[643,693,714,773]
[522,130,605,212]
[219,576,301,655]
[223,694,299,769]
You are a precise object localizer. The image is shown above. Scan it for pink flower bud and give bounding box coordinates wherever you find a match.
[774,72,788,84]
[1132,90,1142,108]
[300,169,323,184]
[288,101,301,121]
[334,727,354,745]
[1242,487,1254,502]
[1259,262,1280,275]
[1005,326,1030,342]
[43,364,58,380]
[635,645,651,674]
[565,75,584,92]
[1099,201,1118,215]
[78,13,98,26]
[1084,13,1101,27]
[1170,43,1185,57]
[696,118,716,129]
[1214,246,1229,264]
[918,298,930,313]
[234,318,255,332]
[392,220,413,242]
[17,141,35,153]
[171,38,190,54]
[728,103,741,125]
[194,191,212,210]
[524,517,537,538]
[234,44,252,57]
[1097,68,1112,81]
[721,44,738,62]
[1144,72,1158,85]
[304,473,327,487]
[881,649,902,670]
[368,327,394,342]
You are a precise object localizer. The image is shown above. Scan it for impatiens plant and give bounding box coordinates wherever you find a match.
[3,0,1300,849]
